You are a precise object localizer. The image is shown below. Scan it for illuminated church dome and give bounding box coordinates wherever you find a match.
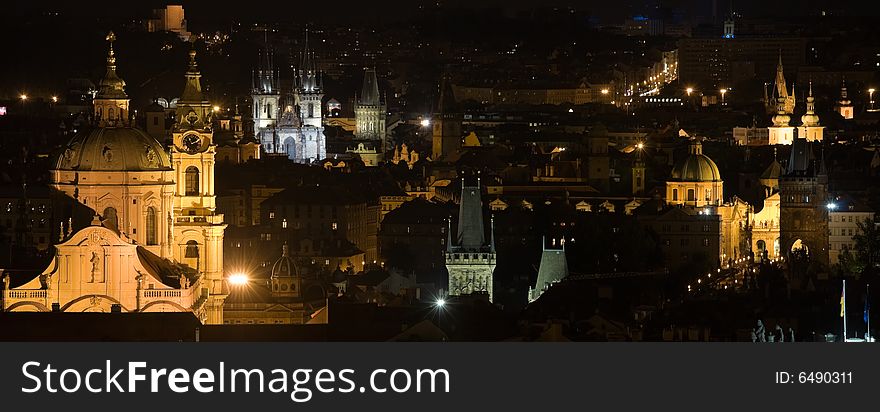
[55,127,172,171]
[271,242,299,279]
[670,140,721,182]
[55,31,171,173]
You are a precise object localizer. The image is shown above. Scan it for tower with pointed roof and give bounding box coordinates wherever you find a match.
[293,30,326,162]
[798,81,823,142]
[767,55,795,145]
[528,239,568,303]
[252,34,281,153]
[354,67,387,157]
[171,48,228,324]
[432,74,462,161]
[93,31,130,128]
[445,176,496,302]
[779,132,828,267]
[836,78,854,120]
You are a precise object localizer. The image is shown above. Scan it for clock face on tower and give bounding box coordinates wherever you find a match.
[182,134,202,154]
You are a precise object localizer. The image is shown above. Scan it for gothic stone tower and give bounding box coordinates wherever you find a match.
[432,75,462,161]
[354,67,387,158]
[252,42,280,153]
[171,49,228,324]
[294,31,326,162]
[779,135,828,267]
[446,177,496,302]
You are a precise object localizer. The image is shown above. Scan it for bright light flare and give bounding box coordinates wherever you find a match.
[228,273,249,285]
[435,298,446,308]
[19,94,27,101]
[420,119,431,127]
[212,105,221,112]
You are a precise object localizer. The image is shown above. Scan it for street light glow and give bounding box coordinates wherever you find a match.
[686,87,694,96]
[19,94,27,101]
[51,96,58,103]
[601,89,609,95]
[420,118,431,127]
[228,273,249,285]
[435,298,446,307]
[212,105,221,112]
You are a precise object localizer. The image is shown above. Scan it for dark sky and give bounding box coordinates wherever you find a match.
[6,0,879,26]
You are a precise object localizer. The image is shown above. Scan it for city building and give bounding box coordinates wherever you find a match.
[678,36,805,89]
[146,4,191,40]
[827,195,874,265]
[2,35,226,323]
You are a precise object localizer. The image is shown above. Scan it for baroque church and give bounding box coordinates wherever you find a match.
[1,33,227,324]
[252,33,326,163]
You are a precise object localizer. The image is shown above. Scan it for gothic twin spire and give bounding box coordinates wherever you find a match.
[252,29,321,95]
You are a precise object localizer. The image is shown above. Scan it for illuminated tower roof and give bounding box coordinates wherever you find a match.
[359,67,381,106]
[670,140,722,182]
[801,81,820,127]
[96,31,127,101]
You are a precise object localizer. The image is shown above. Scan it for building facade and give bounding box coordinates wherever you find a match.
[2,35,226,323]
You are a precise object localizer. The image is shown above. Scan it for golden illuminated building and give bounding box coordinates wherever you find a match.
[1,34,226,323]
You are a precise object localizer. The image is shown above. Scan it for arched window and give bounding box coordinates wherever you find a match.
[687,189,696,202]
[146,207,158,245]
[185,166,199,196]
[308,103,314,118]
[185,240,199,258]
[102,207,118,232]
[672,188,678,201]
[108,108,115,120]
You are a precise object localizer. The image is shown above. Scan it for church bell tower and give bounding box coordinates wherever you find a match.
[170,49,228,324]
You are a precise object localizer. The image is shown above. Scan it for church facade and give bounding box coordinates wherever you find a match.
[1,34,227,323]
[253,34,326,163]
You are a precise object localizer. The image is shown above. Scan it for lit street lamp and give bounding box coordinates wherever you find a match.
[19,94,28,101]
[686,87,694,96]
[719,88,728,106]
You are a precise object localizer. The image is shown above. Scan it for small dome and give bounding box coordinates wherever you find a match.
[271,243,298,279]
[55,127,172,171]
[670,140,722,182]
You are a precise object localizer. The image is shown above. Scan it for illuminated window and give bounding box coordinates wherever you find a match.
[185,240,199,258]
[146,207,158,245]
[185,166,199,196]
[102,207,118,232]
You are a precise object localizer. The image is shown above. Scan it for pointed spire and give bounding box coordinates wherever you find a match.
[282,241,289,257]
[489,214,496,253]
[96,31,127,100]
[180,48,205,102]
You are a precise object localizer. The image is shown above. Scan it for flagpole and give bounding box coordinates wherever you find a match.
[868,283,871,342]
[843,279,847,342]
